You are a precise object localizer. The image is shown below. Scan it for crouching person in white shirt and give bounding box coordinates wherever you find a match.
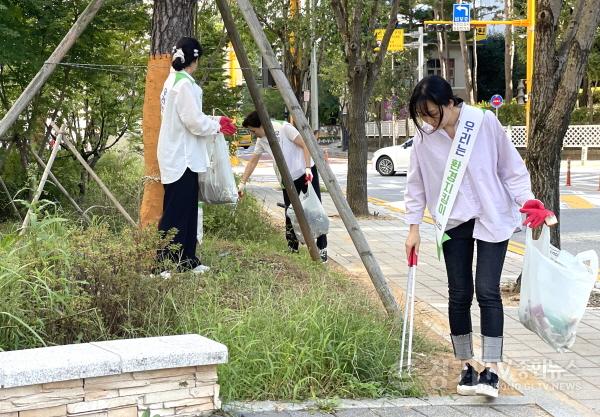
[157,36,236,276]
[237,111,328,263]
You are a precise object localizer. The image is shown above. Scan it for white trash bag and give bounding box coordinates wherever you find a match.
[519,226,598,351]
[198,133,238,204]
[286,183,329,244]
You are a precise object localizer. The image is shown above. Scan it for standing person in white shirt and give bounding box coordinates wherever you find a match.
[403,76,557,398]
[157,37,236,275]
[237,111,328,262]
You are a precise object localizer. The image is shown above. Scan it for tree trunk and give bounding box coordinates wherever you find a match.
[347,80,369,216]
[459,31,475,104]
[140,0,195,227]
[504,0,514,102]
[580,72,589,108]
[526,0,600,248]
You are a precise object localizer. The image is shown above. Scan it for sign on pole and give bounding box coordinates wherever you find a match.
[475,26,487,41]
[452,3,471,31]
[490,94,504,117]
[374,29,404,52]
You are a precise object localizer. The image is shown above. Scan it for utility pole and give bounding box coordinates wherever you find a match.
[310,0,319,131]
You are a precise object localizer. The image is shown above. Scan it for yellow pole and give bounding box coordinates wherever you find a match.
[228,42,238,88]
[525,0,535,145]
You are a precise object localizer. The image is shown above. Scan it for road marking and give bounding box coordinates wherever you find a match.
[560,195,596,209]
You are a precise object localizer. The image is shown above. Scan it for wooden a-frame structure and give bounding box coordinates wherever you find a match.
[0,0,399,317]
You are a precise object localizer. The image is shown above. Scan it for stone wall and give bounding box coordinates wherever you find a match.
[0,335,227,417]
[0,365,218,416]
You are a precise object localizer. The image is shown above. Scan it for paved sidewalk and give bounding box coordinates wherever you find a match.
[246,181,600,417]
[225,396,555,417]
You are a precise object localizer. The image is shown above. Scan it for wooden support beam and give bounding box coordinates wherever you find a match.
[216,0,321,262]
[28,145,91,225]
[0,176,22,221]
[52,122,136,227]
[235,0,399,316]
[20,126,65,234]
[0,0,105,139]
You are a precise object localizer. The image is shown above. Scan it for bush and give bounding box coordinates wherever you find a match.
[0,195,434,400]
[570,107,600,124]
[477,100,526,125]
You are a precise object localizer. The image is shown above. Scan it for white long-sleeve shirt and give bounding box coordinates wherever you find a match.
[404,108,534,243]
[157,70,220,184]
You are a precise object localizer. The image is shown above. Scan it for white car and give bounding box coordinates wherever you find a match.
[372,139,413,176]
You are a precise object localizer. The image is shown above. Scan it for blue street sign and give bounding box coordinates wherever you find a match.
[452,3,471,31]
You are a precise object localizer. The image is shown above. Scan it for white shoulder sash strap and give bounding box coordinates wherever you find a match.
[434,105,485,259]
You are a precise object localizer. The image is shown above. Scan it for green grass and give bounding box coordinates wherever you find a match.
[0,196,438,401]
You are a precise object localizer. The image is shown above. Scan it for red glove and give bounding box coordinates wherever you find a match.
[219,117,237,135]
[519,199,558,228]
[304,167,313,185]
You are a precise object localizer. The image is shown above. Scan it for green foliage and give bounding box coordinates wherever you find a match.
[570,106,600,124]
[195,2,243,118]
[0,194,433,400]
[83,150,144,222]
[477,101,526,126]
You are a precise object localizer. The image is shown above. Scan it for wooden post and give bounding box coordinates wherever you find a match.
[28,146,91,224]
[20,126,65,234]
[216,0,321,262]
[0,176,22,221]
[235,0,399,316]
[52,123,136,227]
[0,0,105,139]
[0,142,22,220]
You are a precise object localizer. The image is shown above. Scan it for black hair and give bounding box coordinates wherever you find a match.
[171,37,203,71]
[408,75,463,133]
[242,111,261,128]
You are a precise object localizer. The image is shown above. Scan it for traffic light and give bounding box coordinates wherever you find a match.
[425,23,454,32]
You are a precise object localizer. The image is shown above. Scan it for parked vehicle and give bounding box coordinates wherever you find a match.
[372,139,413,176]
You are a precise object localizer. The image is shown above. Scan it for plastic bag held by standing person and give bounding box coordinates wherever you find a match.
[286,183,329,243]
[198,133,238,204]
[518,226,598,351]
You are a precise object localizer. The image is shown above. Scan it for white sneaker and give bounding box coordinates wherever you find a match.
[192,265,210,274]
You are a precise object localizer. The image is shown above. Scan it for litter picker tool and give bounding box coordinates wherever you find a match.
[399,247,418,374]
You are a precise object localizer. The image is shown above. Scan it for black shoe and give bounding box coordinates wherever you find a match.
[319,248,328,263]
[457,363,479,396]
[476,367,499,398]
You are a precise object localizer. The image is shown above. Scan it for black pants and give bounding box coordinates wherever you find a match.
[158,168,201,270]
[442,219,508,338]
[283,165,327,251]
